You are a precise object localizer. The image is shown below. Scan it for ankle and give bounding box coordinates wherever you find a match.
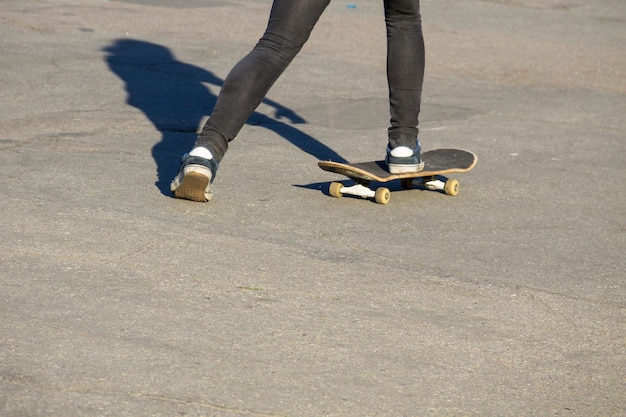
[189,146,214,160]
[389,146,415,157]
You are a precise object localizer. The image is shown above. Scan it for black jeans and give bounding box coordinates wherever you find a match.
[196,0,424,162]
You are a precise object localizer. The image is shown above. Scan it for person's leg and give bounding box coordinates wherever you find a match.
[171,0,330,201]
[195,0,331,163]
[384,0,425,173]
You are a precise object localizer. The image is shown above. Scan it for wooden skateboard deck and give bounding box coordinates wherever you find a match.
[318,149,477,204]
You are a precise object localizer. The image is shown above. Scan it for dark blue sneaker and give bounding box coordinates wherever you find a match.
[385,145,424,174]
[170,153,219,202]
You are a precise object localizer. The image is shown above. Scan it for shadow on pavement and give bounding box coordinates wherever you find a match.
[103,38,346,196]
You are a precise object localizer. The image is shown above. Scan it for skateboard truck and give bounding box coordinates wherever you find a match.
[404,176,459,194]
[330,179,391,204]
[336,183,376,199]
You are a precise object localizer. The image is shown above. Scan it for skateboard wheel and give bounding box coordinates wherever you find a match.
[375,187,391,205]
[329,182,343,198]
[444,179,460,196]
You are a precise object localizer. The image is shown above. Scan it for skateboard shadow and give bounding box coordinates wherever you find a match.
[102,39,347,196]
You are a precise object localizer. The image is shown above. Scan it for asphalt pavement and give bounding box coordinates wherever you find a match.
[1,0,624,416]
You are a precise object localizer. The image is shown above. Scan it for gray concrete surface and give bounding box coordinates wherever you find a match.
[1,0,624,416]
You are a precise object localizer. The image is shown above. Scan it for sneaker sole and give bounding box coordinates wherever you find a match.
[173,171,212,202]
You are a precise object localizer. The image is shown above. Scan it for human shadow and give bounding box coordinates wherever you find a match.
[103,39,346,195]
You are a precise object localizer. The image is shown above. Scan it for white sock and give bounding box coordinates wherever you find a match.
[390,146,413,157]
[189,146,214,160]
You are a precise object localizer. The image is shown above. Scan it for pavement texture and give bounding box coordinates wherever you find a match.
[1,0,624,416]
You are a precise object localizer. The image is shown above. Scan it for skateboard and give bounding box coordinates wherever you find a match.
[318,149,477,204]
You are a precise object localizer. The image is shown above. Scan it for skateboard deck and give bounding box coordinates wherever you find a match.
[318,149,477,204]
